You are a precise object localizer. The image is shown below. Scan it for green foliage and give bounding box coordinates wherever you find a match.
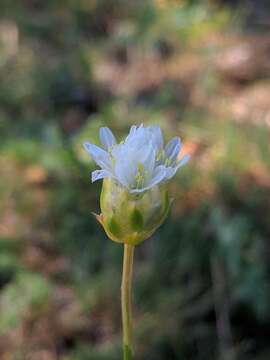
[0,271,51,333]
[1,0,270,359]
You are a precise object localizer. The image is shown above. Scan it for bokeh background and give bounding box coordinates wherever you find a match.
[1,1,270,359]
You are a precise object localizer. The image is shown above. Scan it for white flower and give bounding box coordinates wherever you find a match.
[84,124,189,193]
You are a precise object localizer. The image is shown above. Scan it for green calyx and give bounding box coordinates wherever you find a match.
[97,178,171,245]
[130,208,144,232]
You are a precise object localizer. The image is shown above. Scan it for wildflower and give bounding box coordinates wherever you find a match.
[84,124,189,193]
[84,124,189,246]
[84,124,190,360]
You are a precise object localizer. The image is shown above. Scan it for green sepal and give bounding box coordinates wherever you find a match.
[130,208,144,231]
[99,178,172,246]
[107,216,121,238]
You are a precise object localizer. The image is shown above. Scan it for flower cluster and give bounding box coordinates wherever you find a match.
[84,124,189,193]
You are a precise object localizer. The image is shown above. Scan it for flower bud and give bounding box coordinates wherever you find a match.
[96,178,171,245]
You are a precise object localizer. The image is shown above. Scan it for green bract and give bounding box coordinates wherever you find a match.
[96,178,171,245]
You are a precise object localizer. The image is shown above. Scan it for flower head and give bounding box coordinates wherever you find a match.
[84,124,189,245]
[84,124,189,193]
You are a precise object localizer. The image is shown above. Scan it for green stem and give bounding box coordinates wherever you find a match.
[121,244,135,360]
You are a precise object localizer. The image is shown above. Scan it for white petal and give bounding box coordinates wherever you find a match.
[114,158,135,188]
[165,153,190,180]
[164,167,177,180]
[176,153,190,168]
[91,169,112,182]
[129,125,137,136]
[140,144,156,174]
[126,125,139,143]
[148,125,163,149]
[83,142,111,170]
[135,165,166,192]
[147,165,167,188]
[130,165,167,193]
[130,187,147,193]
[165,137,181,161]
[99,127,116,150]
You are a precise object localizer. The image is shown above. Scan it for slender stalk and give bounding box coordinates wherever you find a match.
[121,244,135,360]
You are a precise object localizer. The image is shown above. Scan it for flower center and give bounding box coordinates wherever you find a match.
[156,149,165,162]
[135,163,146,189]
[165,157,173,167]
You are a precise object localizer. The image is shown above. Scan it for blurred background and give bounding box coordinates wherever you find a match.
[0,0,270,359]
